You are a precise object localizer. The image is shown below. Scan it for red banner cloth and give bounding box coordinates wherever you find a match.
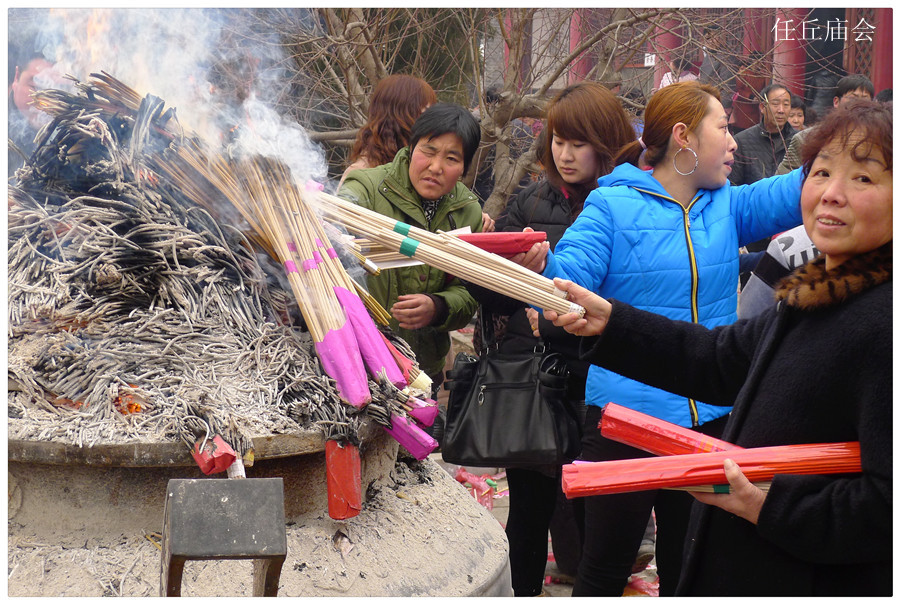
[600,402,741,455]
[562,441,861,498]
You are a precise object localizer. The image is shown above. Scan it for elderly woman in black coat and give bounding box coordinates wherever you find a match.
[543,98,892,596]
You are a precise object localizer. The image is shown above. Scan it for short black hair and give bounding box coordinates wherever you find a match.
[790,94,806,110]
[759,82,789,102]
[834,74,874,99]
[408,102,481,174]
[875,88,892,103]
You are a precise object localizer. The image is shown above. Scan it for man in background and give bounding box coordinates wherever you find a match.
[728,82,795,186]
[776,74,874,175]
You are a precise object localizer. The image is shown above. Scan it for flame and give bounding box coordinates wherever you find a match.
[45,8,115,76]
[85,10,113,69]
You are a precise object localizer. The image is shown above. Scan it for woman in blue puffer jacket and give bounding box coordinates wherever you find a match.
[519,81,803,596]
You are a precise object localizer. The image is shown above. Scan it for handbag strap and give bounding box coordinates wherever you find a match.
[479,306,546,355]
[479,306,496,353]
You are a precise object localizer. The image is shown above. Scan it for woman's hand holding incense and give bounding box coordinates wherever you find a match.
[543,278,611,337]
[508,228,549,272]
[526,307,541,337]
[691,459,767,525]
[391,294,436,329]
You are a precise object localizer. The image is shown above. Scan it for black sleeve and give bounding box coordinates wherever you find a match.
[579,300,767,406]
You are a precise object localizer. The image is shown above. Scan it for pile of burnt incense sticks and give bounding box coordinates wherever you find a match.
[8,73,432,502]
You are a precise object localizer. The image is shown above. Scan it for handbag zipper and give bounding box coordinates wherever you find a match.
[478,382,532,405]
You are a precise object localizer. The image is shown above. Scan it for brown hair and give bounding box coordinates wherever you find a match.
[801,98,892,176]
[615,81,721,168]
[348,74,438,167]
[543,82,636,201]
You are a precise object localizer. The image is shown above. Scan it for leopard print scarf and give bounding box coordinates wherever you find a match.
[774,242,892,310]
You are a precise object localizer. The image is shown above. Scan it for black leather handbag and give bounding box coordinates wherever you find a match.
[441,311,582,467]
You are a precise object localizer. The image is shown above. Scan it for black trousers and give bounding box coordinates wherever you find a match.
[572,405,728,597]
[505,466,584,596]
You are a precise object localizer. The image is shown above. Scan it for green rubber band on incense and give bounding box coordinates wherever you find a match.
[399,237,419,257]
[713,484,730,494]
[393,221,411,236]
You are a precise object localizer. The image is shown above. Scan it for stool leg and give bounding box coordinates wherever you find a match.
[252,557,285,597]
[162,555,186,597]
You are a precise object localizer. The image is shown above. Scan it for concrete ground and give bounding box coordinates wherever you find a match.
[430,455,659,597]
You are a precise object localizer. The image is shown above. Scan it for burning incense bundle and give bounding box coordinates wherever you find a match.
[561,441,861,497]
[313,191,585,318]
[600,402,741,456]
[11,73,438,511]
[9,76,353,461]
[152,146,408,405]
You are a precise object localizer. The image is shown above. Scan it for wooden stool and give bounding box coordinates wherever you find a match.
[160,478,287,597]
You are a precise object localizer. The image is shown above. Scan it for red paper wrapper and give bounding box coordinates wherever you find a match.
[191,435,237,475]
[325,439,362,519]
[380,331,416,383]
[600,402,741,456]
[562,441,861,498]
[456,231,547,257]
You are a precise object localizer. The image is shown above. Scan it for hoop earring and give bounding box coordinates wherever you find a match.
[673,146,698,176]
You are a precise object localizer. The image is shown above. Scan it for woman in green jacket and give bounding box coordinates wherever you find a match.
[337,102,484,391]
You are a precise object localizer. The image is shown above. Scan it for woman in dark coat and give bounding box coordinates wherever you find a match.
[467,82,636,596]
[544,98,892,596]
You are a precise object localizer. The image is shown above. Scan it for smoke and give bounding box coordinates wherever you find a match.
[8,7,327,184]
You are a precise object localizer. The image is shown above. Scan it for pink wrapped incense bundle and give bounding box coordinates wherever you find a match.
[405,397,439,427]
[600,402,741,456]
[333,286,406,388]
[562,441,861,498]
[383,413,438,460]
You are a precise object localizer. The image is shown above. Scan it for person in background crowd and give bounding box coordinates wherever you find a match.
[336,103,485,396]
[777,74,874,176]
[729,82,796,186]
[788,94,807,131]
[512,81,803,596]
[340,74,493,231]
[658,55,698,91]
[467,81,636,596]
[340,74,436,186]
[875,88,892,103]
[544,98,892,596]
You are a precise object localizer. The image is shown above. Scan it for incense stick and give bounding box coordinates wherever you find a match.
[314,192,584,318]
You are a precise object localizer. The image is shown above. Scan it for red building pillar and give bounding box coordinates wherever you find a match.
[652,18,683,89]
[772,8,808,95]
[568,9,593,84]
[870,8,892,93]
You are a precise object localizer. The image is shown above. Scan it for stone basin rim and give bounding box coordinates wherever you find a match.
[7,431,326,467]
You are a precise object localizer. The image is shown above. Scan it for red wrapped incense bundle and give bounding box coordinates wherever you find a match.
[562,441,861,498]
[600,402,741,456]
[191,434,237,475]
[456,231,548,257]
[325,439,362,519]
